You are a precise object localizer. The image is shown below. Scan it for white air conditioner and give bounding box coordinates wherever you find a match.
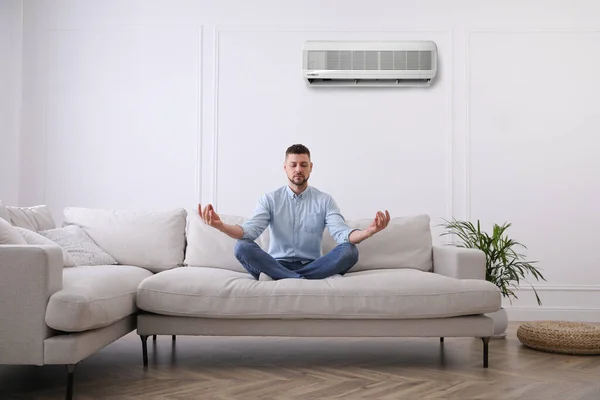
[302,41,438,87]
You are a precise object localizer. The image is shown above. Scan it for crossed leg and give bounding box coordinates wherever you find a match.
[234,240,303,280]
[292,243,359,279]
[234,239,359,280]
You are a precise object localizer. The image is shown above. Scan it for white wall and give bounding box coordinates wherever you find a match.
[19,0,600,321]
[0,0,22,204]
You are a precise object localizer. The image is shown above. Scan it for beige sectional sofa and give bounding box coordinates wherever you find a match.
[0,201,502,400]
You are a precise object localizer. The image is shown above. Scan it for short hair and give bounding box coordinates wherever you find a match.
[285,144,311,159]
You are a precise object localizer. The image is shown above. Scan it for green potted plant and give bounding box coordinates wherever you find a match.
[439,218,546,337]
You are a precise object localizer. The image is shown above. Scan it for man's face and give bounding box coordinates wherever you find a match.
[284,153,312,187]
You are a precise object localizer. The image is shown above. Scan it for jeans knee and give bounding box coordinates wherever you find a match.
[343,243,359,264]
[234,239,252,260]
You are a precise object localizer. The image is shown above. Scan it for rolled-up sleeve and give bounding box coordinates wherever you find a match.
[325,197,357,244]
[240,195,271,241]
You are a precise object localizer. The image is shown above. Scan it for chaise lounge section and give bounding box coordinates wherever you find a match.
[0,203,187,400]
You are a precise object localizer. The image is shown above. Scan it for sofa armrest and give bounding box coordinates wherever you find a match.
[432,245,486,280]
[0,245,63,365]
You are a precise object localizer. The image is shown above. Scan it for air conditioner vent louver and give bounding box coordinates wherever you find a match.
[303,41,438,87]
[308,50,434,71]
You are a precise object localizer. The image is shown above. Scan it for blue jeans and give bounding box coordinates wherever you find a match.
[234,239,359,280]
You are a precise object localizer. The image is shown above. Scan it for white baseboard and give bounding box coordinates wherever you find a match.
[505,307,600,323]
[502,285,600,323]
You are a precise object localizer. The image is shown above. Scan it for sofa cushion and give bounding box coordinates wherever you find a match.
[136,267,501,319]
[45,265,153,332]
[184,213,270,273]
[5,204,56,231]
[62,207,187,272]
[322,214,433,272]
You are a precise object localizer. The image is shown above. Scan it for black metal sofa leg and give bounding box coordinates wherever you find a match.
[140,335,149,367]
[482,337,490,368]
[65,364,76,400]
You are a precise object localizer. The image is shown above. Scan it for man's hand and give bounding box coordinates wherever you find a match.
[365,210,391,236]
[348,210,391,244]
[198,203,224,231]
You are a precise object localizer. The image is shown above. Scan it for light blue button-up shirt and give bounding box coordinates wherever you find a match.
[240,185,357,262]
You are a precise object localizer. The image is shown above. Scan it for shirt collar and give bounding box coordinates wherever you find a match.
[286,185,310,199]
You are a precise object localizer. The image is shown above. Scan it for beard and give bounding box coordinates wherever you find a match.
[289,174,308,187]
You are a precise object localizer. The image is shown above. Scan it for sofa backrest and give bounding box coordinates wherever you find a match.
[322,214,433,272]
[63,207,187,272]
[3,202,432,274]
[184,212,432,273]
[184,213,269,273]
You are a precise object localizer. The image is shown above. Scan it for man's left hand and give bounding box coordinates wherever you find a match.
[366,210,391,236]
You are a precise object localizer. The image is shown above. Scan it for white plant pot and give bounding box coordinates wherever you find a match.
[486,307,508,338]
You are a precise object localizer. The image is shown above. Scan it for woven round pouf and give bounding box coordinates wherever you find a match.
[517,321,600,355]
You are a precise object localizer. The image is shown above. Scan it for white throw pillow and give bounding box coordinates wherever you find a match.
[0,217,27,244]
[0,200,10,222]
[62,207,187,271]
[322,214,433,272]
[6,204,56,231]
[15,227,75,267]
[184,213,270,273]
[39,225,118,266]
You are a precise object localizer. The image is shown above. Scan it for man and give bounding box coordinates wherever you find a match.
[199,144,390,281]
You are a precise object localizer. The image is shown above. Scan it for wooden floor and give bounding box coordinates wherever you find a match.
[1,322,599,399]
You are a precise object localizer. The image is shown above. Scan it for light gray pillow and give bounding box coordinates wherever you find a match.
[0,199,10,222]
[0,217,27,244]
[39,225,117,266]
[15,227,75,267]
[6,204,56,231]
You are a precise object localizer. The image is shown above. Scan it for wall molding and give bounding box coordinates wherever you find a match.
[445,28,453,221]
[211,24,451,33]
[211,27,220,208]
[464,30,470,220]
[465,28,600,220]
[209,25,453,218]
[466,27,600,34]
[42,25,203,209]
[506,307,600,323]
[515,285,600,292]
[195,26,204,206]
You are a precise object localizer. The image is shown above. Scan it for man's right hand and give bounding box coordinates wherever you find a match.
[198,203,224,231]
